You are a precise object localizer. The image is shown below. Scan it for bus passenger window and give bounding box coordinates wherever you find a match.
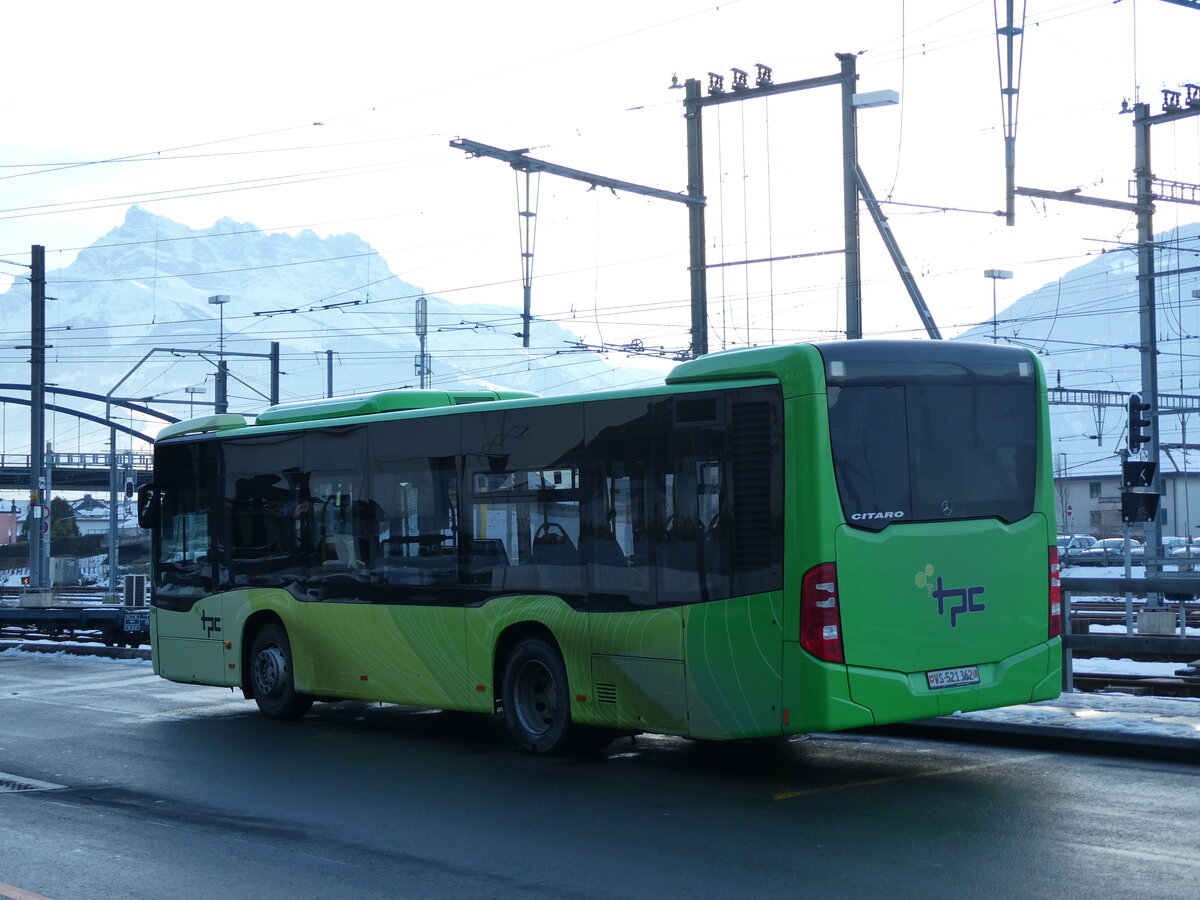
[372,458,458,593]
[470,467,584,598]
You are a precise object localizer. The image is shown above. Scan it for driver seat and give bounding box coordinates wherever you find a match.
[530,527,579,567]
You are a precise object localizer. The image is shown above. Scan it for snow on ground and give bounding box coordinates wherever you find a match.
[952,692,1200,742]
[0,646,150,666]
[3,646,1196,745]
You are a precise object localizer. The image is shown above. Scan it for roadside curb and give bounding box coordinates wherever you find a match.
[865,716,1200,764]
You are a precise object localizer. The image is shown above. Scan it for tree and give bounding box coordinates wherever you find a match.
[50,496,80,539]
[23,496,81,541]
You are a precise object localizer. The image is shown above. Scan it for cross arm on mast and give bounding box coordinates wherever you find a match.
[450,138,703,206]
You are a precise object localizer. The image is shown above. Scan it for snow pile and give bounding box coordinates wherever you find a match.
[952,691,1200,741]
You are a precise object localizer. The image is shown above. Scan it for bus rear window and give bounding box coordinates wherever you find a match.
[827,381,1036,530]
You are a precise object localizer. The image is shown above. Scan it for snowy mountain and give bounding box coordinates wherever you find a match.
[1,206,665,439]
[955,222,1200,478]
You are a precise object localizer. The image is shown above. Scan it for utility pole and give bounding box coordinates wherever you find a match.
[208,295,230,414]
[517,173,536,348]
[1015,88,1200,576]
[452,55,938,355]
[684,78,709,356]
[28,245,47,592]
[1132,102,1162,573]
[269,341,280,405]
[415,296,432,389]
[838,53,863,339]
[996,1,1024,227]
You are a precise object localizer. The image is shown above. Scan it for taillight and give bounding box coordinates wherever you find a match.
[1048,546,1062,639]
[801,562,844,663]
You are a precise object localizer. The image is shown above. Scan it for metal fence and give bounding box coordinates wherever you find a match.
[1061,573,1199,689]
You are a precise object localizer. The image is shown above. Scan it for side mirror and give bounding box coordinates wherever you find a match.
[137,484,160,530]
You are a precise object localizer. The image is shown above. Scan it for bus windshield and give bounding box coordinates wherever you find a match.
[822,342,1038,530]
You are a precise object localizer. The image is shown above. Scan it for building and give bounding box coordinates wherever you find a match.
[69,494,135,536]
[0,500,19,544]
[1054,468,1200,540]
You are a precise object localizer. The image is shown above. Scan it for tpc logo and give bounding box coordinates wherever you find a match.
[915,564,985,627]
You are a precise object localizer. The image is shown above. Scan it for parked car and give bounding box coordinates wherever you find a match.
[1074,537,1142,566]
[1168,536,1200,567]
[1161,536,1193,555]
[1056,534,1098,565]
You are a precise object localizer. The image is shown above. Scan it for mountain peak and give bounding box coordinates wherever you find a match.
[4,206,661,409]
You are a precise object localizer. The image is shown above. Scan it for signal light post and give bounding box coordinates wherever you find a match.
[1127,393,1151,452]
[1122,393,1158,526]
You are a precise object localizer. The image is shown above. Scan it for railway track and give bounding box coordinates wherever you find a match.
[1070,669,1200,697]
[1069,598,1200,629]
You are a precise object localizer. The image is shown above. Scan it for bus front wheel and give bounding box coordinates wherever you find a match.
[502,637,574,754]
[249,623,314,720]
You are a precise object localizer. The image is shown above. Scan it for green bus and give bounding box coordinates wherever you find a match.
[140,340,1062,753]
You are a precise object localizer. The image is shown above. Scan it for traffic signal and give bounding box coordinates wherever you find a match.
[1122,460,1156,488]
[1127,393,1151,451]
[1121,490,1160,524]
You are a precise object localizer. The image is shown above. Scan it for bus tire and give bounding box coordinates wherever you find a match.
[249,623,314,720]
[502,636,573,754]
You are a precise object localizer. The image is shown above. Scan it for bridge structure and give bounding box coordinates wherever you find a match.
[0,451,153,492]
[0,384,178,495]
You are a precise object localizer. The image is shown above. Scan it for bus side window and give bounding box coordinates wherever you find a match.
[656,397,731,606]
[372,457,458,592]
[462,405,585,600]
[221,438,307,590]
[583,398,653,609]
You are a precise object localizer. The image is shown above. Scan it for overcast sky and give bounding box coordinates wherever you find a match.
[4,0,1200,359]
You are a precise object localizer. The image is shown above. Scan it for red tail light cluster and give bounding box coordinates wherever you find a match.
[1048,547,1062,639]
[801,563,844,663]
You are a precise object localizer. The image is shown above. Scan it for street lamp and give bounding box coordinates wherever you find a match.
[208,295,230,414]
[983,270,1013,343]
[208,294,230,359]
[184,386,205,417]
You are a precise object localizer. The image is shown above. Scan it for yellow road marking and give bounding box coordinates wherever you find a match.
[0,882,56,900]
[774,752,1054,800]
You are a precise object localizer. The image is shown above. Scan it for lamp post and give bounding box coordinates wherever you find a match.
[185,386,205,417]
[208,295,230,414]
[983,270,1013,343]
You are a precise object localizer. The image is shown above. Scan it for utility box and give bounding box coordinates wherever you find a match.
[49,557,80,587]
[123,573,147,607]
[1136,609,1177,635]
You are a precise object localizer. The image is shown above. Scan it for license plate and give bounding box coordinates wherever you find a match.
[926,665,980,689]
[123,609,150,632]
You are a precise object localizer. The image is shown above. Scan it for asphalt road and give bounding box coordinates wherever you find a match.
[2,652,1198,900]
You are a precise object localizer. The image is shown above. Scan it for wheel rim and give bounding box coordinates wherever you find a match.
[512,658,558,737]
[253,643,287,699]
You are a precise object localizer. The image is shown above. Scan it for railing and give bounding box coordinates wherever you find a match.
[1061,573,1199,690]
[0,452,153,471]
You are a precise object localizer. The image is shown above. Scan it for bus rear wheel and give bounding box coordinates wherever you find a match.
[502,637,575,754]
[249,623,314,720]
